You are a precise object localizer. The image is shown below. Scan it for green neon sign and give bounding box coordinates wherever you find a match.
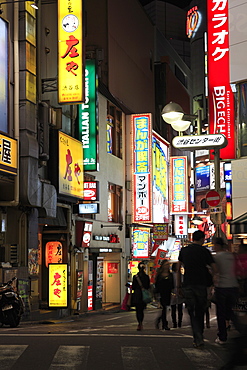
[78,60,98,171]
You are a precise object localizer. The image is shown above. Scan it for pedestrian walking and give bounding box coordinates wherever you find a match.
[213,237,239,345]
[154,259,174,330]
[131,262,150,331]
[170,262,184,328]
[220,243,247,369]
[177,230,216,348]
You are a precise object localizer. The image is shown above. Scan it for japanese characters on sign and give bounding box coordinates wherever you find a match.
[153,224,168,241]
[131,227,150,259]
[172,134,227,150]
[207,0,235,159]
[132,114,152,223]
[48,264,68,308]
[78,60,98,171]
[0,134,17,175]
[45,241,63,268]
[59,131,84,198]
[174,215,188,239]
[152,132,169,223]
[170,157,188,214]
[58,0,84,104]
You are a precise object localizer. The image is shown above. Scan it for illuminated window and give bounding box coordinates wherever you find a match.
[108,183,123,223]
[106,103,122,159]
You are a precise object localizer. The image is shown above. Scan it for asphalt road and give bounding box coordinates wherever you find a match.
[0,305,245,369]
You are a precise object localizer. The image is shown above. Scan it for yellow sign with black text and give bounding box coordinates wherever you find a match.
[0,134,17,175]
[58,0,84,104]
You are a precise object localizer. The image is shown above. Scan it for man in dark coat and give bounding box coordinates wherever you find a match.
[177,230,216,348]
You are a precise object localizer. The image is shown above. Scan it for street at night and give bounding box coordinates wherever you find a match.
[0,305,244,370]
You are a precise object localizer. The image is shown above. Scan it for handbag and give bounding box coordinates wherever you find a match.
[136,275,152,304]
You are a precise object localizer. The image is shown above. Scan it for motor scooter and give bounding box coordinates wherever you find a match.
[0,277,24,327]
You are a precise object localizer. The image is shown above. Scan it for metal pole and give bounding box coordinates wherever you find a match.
[197,109,202,135]
[214,148,221,237]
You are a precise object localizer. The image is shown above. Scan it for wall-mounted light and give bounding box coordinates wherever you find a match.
[0,0,38,14]
[101,224,123,231]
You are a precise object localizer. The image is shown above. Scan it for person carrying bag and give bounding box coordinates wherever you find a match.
[131,262,150,331]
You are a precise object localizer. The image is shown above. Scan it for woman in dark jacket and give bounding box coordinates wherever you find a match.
[132,262,150,331]
[155,259,174,330]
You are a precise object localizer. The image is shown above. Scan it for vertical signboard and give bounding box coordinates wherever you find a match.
[78,60,98,171]
[58,0,84,104]
[174,215,188,238]
[131,227,150,259]
[207,0,235,159]
[48,264,68,308]
[45,241,63,268]
[132,114,152,223]
[0,18,8,133]
[152,132,169,223]
[59,131,84,198]
[170,156,188,213]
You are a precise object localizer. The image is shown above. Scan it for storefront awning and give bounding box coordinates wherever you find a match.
[230,212,247,234]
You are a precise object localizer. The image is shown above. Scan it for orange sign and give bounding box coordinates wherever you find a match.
[45,241,63,268]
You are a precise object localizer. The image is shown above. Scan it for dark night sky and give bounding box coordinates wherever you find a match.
[139,0,192,10]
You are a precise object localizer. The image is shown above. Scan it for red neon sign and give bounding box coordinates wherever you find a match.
[207,0,235,160]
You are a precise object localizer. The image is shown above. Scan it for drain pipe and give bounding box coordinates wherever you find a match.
[0,1,20,207]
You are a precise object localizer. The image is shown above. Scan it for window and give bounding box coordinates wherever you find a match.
[108,183,123,223]
[106,103,123,159]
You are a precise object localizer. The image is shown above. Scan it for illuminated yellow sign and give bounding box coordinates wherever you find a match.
[58,0,84,104]
[49,264,68,308]
[0,134,17,175]
[59,131,84,198]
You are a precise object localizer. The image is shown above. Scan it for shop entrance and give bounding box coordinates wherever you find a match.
[104,261,120,303]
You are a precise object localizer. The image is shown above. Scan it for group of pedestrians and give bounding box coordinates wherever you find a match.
[130,229,247,358]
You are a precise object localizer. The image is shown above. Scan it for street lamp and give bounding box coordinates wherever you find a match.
[161,101,224,238]
[162,101,201,135]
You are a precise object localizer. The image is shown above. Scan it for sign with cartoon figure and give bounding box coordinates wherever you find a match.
[59,131,84,198]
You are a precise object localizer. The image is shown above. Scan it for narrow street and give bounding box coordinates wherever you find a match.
[0,304,244,369]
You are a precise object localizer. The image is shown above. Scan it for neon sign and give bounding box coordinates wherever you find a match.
[207,0,235,159]
[132,114,152,223]
[186,6,200,38]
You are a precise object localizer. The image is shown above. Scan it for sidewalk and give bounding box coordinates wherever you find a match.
[21,302,122,325]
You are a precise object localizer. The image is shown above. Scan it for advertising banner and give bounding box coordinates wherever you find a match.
[48,264,68,308]
[58,0,84,103]
[0,134,17,175]
[78,60,98,171]
[45,241,63,268]
[132,114,152,223]
[152,132,169,223]
[59,131,84,198]
[170,156,188,213]
[207,0,235,159]
[131,227,150,259]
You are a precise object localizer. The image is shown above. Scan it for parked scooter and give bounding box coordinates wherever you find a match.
[0,277,24,327]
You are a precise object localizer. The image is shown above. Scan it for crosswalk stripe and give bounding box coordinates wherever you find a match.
[121,347,160,370]
[0,345,28,369]
[49,345,90,369]
[182,348,224,369]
